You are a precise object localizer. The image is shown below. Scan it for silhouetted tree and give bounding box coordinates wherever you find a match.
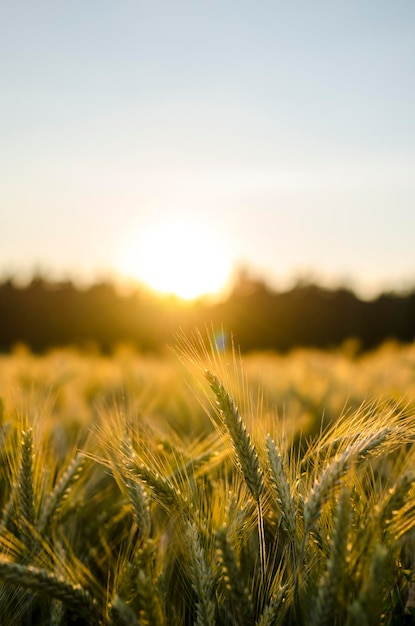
[1,273,415,353]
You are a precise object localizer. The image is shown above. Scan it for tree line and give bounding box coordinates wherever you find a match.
[1,273,415,353]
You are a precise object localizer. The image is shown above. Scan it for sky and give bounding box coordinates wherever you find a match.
[1,1,415,298]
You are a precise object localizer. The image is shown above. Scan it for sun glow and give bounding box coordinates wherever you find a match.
[118,216,232,300]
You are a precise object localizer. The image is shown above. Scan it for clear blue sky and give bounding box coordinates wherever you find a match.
[1,1,414,297]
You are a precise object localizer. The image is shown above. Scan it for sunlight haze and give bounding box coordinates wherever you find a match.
[116,213,233,299]
[1,1,414,298]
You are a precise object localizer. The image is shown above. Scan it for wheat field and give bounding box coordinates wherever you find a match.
[1,334,415,624]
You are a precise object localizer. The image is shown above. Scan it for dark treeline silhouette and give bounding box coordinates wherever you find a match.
[1,273,415,353]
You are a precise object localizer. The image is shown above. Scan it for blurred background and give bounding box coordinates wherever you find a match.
[1,1,415,352]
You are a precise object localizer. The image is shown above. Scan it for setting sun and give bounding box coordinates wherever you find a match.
[117,215,232,300]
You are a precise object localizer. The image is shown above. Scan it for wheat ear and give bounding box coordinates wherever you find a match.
[18,427,36,549]
[304,428,391,534]
[379,471,415,533]
[346,543,391,626]
[109,595,141,626]
[205,370,264,502]
[255,584,289,626]
[119,437,186,512]
[49,599,65,626]
[0,559,101,623]
[38,453,86,534]
[216,526,255,625]
[127,461,184,511]
[266,435,296,539]
[124,474,151,539]
[134,566,165,626]
[206,370,267,588]
[0,484,17,532]
[186,522,216,626]
[310,488,352,626]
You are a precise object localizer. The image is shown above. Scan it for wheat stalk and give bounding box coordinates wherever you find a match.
[255,584,289,626]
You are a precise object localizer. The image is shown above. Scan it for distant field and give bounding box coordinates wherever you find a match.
[1,336,415,624]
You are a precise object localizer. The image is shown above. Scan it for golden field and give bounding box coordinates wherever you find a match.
[1,335,415,624]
